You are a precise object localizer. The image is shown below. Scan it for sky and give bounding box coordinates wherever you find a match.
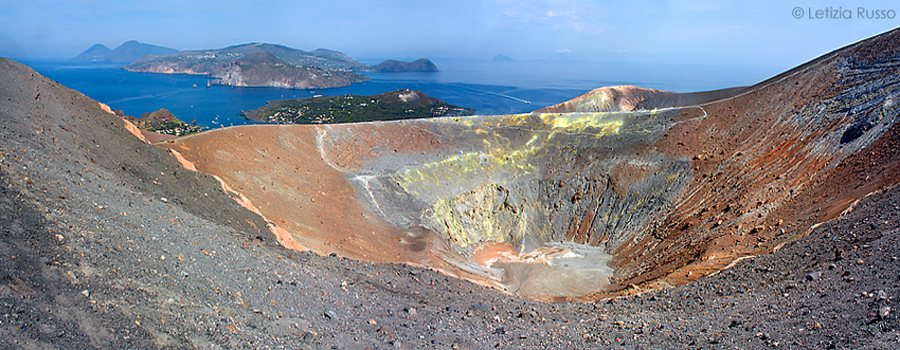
[0,0,898,71]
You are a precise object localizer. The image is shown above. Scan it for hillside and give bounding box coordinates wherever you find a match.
[70,43,113,62]
[210,52,369,89]
[1,28,900,349]
[121,108,201,137]
[124,42,371,73]
[242,89,473,124]
[71,40,179,63]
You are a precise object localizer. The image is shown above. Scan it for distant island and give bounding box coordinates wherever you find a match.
[118,42,439,90]
[493,54,514,62]
[119,108,201,136]
[209,52,369,89]
[242,89,473,124]
[71,40,178,63]
[372,59,438,72]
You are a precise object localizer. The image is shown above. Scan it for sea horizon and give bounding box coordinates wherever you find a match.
[17,58,780,129]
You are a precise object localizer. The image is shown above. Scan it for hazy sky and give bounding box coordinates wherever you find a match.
[1,0,898,69]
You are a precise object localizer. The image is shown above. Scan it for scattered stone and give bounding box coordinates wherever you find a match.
[879,306,891,319]
[324,310,336,320]
[806,271,823,281]
[81,290,89,297]
[160,197,168,203]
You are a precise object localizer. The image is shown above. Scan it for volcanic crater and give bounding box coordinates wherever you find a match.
[159,29,900,301]
[3,28,900,349]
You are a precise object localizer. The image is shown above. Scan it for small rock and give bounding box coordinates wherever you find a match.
[880,306,891,319]
[301,330,316,342]
[407,307,417,316]
[368,319,377,325]
[81,290,89,297]
[160,197,168,203]
[806,271,823,281]
[877,290,888,301]
[324,310,336,320]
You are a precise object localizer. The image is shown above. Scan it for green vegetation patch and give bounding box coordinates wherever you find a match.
[122,108,201,136]
[242,89,474,124]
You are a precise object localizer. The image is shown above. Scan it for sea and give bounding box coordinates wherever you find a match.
[20,59,779,129]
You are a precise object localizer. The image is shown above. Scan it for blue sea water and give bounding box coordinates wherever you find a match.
[20,59,777,129]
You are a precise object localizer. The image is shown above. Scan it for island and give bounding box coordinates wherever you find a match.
[120,108,201,136]
[71,40,178,63]
[372,58,439,72]
[120,42,439,90]
[209,52,369,89]
[241,89,474,124]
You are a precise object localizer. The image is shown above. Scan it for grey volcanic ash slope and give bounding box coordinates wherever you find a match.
[0,29,900,349]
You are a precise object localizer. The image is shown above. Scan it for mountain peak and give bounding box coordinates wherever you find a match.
[71,40,178,63]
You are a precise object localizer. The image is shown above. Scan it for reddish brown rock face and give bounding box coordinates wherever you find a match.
[162,28,900,301]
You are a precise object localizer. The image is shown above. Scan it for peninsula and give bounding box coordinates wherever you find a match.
[209,52,369,89]
[242,89,473,124]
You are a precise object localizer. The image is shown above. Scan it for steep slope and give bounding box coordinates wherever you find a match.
[162,28,900,301]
